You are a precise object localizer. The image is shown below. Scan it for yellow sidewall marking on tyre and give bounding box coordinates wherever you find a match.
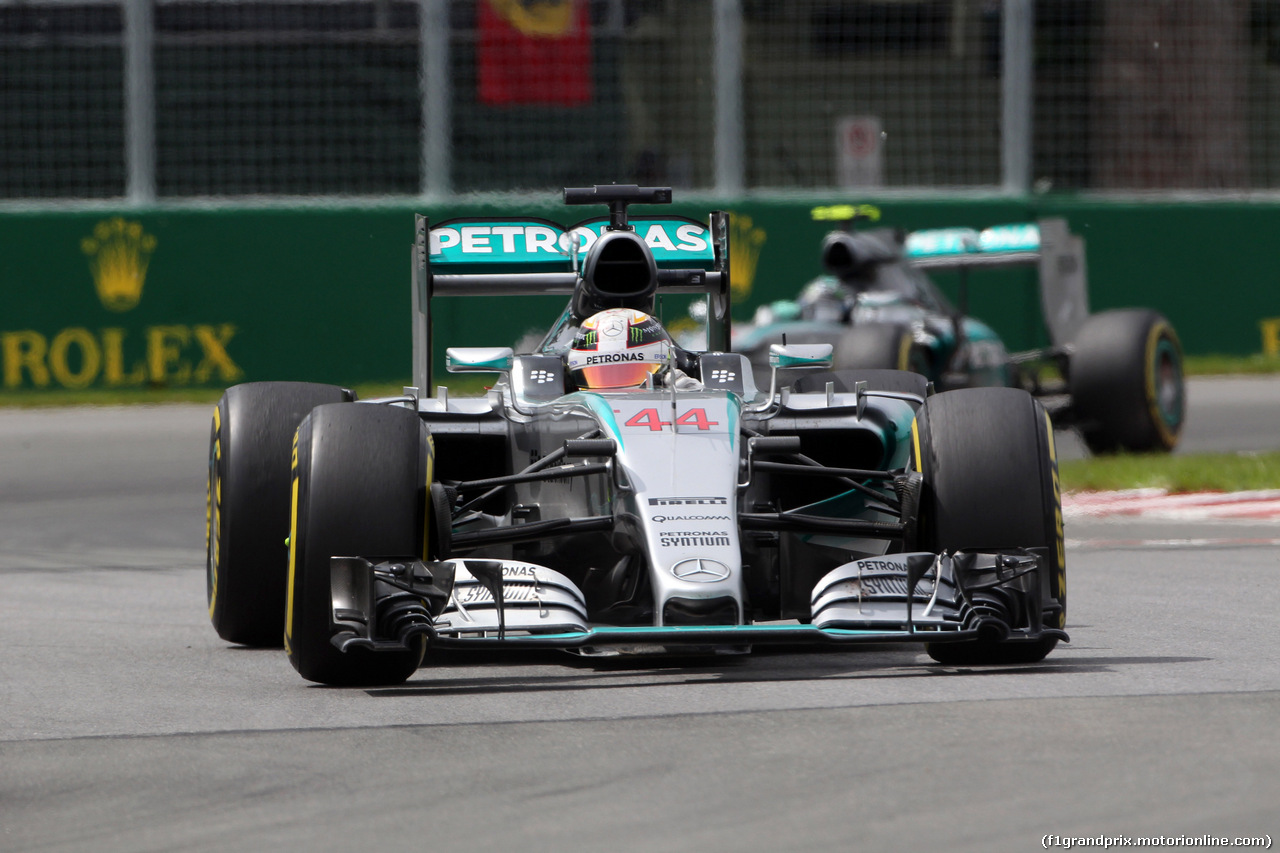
[910,418,922,473]
[1145,321,1181,449]
[1044,409,1066,627]
[896,332,912,371]
[422,435,435,560]
[207,405,221,619]
[284,429,300,655]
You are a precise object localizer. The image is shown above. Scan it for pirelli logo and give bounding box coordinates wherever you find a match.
[648,496,727,507]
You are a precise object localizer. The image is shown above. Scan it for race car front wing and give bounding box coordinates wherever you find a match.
[326,549,1066,655]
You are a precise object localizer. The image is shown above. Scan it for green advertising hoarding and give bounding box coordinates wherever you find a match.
[1,207,417,391]
[3,196,1280,392]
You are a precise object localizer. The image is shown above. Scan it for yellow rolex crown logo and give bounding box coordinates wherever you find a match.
[729,213,766,301]
[81,217,157,312]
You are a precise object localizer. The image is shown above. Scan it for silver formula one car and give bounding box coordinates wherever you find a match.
[732,207,1187,450]
[206,186,1068,687]
[733,208,1184,454]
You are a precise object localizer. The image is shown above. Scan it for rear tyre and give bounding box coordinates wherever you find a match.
[286,403,433,686]
[1069,309,1184,453]
[913,387,1066,665]
[834,323,930,375]
[207,381,349,646]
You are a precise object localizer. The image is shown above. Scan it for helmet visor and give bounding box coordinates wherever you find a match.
[578,362,661,389]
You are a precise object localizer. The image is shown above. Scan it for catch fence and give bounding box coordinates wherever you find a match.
[1,0,1273,202]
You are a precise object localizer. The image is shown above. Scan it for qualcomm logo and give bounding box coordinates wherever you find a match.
[671,558,731,583]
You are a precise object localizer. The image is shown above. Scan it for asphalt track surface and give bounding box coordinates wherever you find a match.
[2,378,1278,852]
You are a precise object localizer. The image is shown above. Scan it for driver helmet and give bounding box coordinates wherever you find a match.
[567,308,672,389]
[797,278,851,323]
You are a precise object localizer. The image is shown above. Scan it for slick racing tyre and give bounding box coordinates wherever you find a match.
[1068,309,1185,454]
[207,381,350,646]
[286,403,436,687]
[833,322,930,375]
[913,387,1066,665]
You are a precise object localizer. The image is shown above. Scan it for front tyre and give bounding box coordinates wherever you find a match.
[286,403,433,686]
[913,387,1066,665]
[1069,309,1185,453]
[207,381,349,646]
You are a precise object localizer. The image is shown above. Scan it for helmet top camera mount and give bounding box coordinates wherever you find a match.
[563,184,672,232]
[564,186,671,321]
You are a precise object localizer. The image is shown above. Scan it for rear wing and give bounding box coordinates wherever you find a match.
[904,218,1089,347]
[411,211,731,391]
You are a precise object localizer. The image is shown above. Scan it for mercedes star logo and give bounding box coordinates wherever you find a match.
[671,558,731,583]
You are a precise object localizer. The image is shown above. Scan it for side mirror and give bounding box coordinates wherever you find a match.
[767,343,834,370]
[748,343,835,416]
[445,346,514,374]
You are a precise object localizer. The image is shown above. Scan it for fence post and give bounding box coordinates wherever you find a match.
[123,0,156,204]
[1001,0,1033,195]
[714,0,744,197]
[421,0,452,198]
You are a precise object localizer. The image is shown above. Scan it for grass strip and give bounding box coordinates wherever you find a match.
[1060,451,1280,494]
[1184,353,1280,376]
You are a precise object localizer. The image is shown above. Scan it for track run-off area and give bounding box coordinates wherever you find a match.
[1,376,1277,852]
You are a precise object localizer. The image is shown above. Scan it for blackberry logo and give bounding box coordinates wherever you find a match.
[529,369,555,384]
[710,369,736,382]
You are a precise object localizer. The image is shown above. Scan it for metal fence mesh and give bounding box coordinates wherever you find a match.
[743,1,1000,189]
[1,0,1277,201]
[1,3,126,198]
[453,1,647,192]
[153,2,422,196]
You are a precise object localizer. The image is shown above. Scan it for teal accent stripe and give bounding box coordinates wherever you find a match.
[904,223,1041,258]
[725,389,739,451]
[519,625,931,639]
[578,392,623,451]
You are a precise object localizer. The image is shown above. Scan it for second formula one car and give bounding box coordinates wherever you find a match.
[206,186,1067,687]
[733,207,1185,454]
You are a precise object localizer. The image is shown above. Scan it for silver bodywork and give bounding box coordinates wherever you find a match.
[385,369,1008,648]
[438,560,589,636]
[421,383,753,630]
